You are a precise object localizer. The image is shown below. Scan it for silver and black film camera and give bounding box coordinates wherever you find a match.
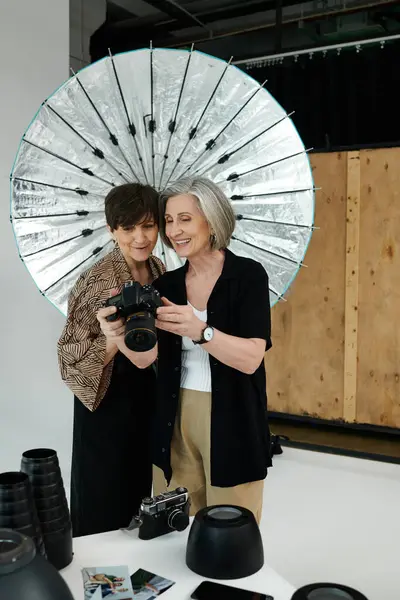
[123,487,191,540]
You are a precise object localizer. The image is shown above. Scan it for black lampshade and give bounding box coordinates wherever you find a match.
[291,583,369,600]
[186,505,264,580]
[0,528,74,600]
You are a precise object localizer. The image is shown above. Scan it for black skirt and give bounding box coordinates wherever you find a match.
[70,352,156,537]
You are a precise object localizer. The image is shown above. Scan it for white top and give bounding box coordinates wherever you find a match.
[61,527,295,600]
[180,303,211,392]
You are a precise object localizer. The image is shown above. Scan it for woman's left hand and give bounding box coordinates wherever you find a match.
[156,297,205,341]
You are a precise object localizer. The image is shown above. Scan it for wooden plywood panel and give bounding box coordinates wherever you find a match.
[357,148,400,427]
[343,151,361,422]
[265,152,347,420]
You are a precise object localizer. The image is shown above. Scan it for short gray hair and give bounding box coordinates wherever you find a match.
[159,177,236,250]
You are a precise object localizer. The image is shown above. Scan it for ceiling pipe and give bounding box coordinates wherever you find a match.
[234,31,400,66]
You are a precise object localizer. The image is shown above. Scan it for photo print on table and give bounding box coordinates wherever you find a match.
[82,565,135,599]
[130,568,175,599]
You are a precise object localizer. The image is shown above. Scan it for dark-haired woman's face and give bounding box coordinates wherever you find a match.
[109,217,158,264]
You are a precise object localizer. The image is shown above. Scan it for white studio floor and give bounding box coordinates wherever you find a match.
[262,447,400,600]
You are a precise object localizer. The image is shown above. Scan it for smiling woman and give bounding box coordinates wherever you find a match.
[105,184,160,266]
[57,182,164,537]
[162,178,236,260]
[153,177,272,524]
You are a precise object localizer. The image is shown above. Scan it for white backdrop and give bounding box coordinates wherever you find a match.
[0,0,72,489]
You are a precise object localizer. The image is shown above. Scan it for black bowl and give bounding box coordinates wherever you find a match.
[186,505,264,580]
[291,583,369,600]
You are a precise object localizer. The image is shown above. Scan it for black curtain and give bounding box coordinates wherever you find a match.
[246,41,400,151]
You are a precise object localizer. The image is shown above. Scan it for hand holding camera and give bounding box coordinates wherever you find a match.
[103,281,162,353]
[97,289,125,342]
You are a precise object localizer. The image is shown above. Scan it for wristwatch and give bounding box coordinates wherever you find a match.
[193,325,214,345]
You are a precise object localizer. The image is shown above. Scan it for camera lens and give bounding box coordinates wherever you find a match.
[168,509,189,532]
[125,311,157,352]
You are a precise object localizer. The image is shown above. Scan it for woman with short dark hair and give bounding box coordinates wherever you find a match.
[58,182,164,537]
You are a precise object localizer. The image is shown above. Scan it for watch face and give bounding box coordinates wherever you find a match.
[204,327,213,342]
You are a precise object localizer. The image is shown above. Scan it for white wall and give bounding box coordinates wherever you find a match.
[0,1,72,489]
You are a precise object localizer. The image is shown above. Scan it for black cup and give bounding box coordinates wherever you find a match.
[35,494,69,511]
[43,523,73,570]
[30,480,67,500]
[37,504,69,523]
[21,450,65,500]
[0,472,33,502]
[26,471,62,486]
[21,449,60,472]
[0,510,37,529]
[0,497,32,516]
[41,515,71,535]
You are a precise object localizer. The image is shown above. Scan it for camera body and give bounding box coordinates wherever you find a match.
[126,487,191,540]
[105,281,162,352]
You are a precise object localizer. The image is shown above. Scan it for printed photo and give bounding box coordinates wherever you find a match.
[82,565,135,599]
[130,568,175,599]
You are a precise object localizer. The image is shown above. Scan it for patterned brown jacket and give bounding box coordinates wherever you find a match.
[57,247,165,411]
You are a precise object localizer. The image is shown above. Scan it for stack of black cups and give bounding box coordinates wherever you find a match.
[0,472,46,557]
[20,449,73,570]
[0,448,73,571]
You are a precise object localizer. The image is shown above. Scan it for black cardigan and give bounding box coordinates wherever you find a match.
[153,249,273,488]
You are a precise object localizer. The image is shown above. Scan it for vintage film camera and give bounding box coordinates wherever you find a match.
[105,281,162,352]
[123,487,191,540]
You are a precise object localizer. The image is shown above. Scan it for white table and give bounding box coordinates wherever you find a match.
[61,526,295,600]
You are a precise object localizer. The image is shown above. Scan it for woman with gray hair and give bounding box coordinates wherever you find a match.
[153,177,272,523]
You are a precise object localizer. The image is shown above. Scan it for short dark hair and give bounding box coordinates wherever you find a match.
[105,183,159,231]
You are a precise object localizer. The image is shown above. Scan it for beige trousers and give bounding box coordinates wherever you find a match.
[153,388,264,524]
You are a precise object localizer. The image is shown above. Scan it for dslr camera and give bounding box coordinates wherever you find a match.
[124,487,191,540]
[105,281,162,352]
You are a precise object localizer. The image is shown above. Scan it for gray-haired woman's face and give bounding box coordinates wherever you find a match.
[164,194,211,258]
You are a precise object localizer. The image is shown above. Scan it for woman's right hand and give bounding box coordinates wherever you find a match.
[96,288,125,341]
[96,305,125,340]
